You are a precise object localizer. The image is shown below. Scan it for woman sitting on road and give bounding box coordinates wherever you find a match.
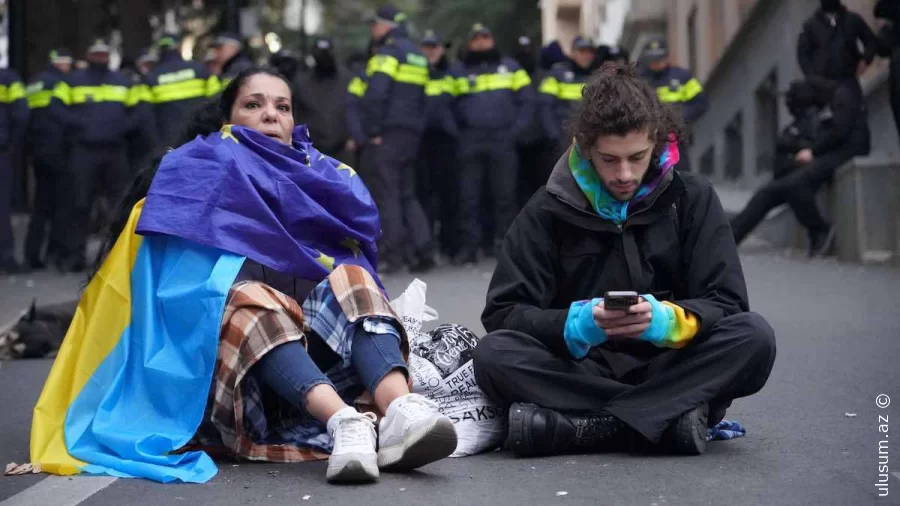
[31,67,457,485]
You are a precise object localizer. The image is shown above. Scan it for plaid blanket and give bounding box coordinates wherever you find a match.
[192,265,407,463]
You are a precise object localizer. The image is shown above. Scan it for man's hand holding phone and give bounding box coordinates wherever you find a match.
[594,291,653,339]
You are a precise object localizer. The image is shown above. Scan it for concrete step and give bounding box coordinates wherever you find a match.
[715,152,900,266]
[714,184,803,253]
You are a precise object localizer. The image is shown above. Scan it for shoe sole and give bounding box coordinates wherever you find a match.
[378,417,458,471]
[505,403,538,457]
[326,453,379,483]
[673,404,709,455]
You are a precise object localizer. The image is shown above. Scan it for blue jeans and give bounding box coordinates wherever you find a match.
[253,318,407,410]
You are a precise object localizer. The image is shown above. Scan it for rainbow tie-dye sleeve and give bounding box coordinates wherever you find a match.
[640,295,700,349]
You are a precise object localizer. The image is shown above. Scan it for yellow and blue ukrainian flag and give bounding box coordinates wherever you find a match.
[30,199,244,483]
[30,124,380,483]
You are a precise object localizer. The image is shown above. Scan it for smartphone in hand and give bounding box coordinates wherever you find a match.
[604,291,640,311]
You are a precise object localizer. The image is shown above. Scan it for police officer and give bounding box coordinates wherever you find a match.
[123,47,159,173]
[293,38,351,159]
[640,37,708,172]
[513,35,552,207]
[419,29,459,260]
[798,0,877,102]
[597,44,629,66]
[54,38,142,272]
[0,65,28,274]
[23,49,72,270]
[450,23,533,265]
[539,36,596,156]
[212,33,254,86]
[344,42,375,172]
[361,5,433,274]
[135,47,158,77]
[146,33,220,147]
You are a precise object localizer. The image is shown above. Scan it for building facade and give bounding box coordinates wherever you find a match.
[662,0,891,189]
[540,0,604,50]
[619,0,667,63]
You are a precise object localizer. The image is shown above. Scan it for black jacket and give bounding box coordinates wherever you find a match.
[450,50,533,135]
[539,60,593,142]
[424,56,459,137]
[26,66,65,153]
[58,65,136,145]
[146,50,218,146]
[361,26,428,136]
[293,67,352,155]
[641,65,709,125]
[811,81,871,156]
[482,151,749,369]
[797,7,878,81]
[874,0,900,53]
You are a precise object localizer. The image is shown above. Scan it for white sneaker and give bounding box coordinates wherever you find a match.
[326,408,379,483]
[377,393,458,471]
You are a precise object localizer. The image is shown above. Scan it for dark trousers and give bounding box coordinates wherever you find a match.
[363,129,432,265]
[418,131,459,257]
[473,312,776,442]
[516,140,554,207]
[730,144,864,244]
[25,149,64,263]
[253,323,407,409]
[0,151,13,263]
[57,143,129,262]
[458,131,518,255]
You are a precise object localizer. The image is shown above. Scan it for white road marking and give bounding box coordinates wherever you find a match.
[893,472,900,482]
[0,476,117,506]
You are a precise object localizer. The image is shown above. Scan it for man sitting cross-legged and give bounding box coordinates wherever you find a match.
[473,64,776,457]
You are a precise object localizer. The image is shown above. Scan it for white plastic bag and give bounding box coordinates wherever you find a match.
[390,282,506,457]
[389,279,439,347]
[409,324,507,457]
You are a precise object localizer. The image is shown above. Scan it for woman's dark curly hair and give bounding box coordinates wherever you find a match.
[88,66,290,282]
[569,62,685,179]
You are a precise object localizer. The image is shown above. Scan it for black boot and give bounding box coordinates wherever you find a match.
[662,403,709,455]
[505,403,630,457]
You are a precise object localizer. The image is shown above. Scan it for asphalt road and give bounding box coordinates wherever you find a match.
[2,253,899,505]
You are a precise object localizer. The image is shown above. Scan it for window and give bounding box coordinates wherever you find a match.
[754,70,779,174]
[687,5,699,72]
[725,112,744,181]
[700,146,715,177]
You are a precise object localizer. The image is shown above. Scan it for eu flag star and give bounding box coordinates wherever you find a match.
[337,163,357,177]
[220,124,239,143]
[341,238,362,258]
[315,251,335,271]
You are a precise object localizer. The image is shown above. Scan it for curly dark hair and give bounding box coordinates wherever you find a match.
[569,62,685,178]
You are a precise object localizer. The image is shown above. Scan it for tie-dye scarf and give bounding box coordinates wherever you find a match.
[569,138,680,225]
